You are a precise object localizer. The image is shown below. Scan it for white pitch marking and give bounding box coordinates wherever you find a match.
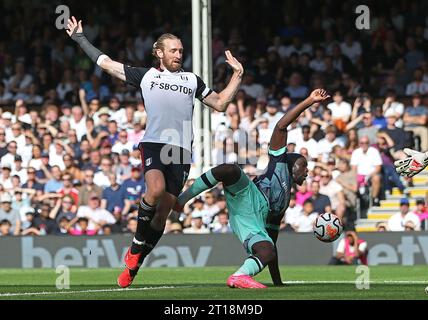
[0,285,193,297]
[283,280,427,284]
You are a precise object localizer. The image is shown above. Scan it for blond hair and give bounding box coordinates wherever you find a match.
[152,33,181,60]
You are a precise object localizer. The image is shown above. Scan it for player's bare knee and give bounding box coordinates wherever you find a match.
[265,248,277,263]
[146,184,165,202]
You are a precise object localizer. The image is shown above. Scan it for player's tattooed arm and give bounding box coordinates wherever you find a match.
[98,58,126,81]
[269,89,330,151]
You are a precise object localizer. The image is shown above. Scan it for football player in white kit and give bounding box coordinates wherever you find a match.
[66,16,244,287]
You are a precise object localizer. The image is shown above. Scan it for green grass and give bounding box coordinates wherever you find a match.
[0,266,427,300]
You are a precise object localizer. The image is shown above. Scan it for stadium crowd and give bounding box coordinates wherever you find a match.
[0,0,428,236]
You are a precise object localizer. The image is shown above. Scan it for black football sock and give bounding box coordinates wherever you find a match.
[131,198,156,255]
[129,224,164,277]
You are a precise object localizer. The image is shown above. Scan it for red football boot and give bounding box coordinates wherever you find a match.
[117,248,142,288]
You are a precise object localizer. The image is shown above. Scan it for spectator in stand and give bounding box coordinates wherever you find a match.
[1,141,19,170]
[405,68,428,96]
[351,136,383,206]
[262,99,284,130]
[57,173,79,205]
[101,173,125,214]
[317,125,344,162]
[183,211,210,234]
[412,198,428,230]
[376,221,388,232]
[284,72,308,98]
[382,89,404,127]
[329,231,368,265]
[0,219,12,236]
[126,217,138,234]
[121,166,145,215]
[240,71,265,100]
[319,170,346,219]
[76,193,116,231]
[43,165,63,193]
[0,192,20,235]
[115,149,132,184]
[403,93,428,151]
[374,132,406,194]
[283,193,303,231]
[327,91,352,127]
[335,159,357,226]
[295,180,312,206]
[211,210,232,233]
[77,169,103,207]
[32,202,59,235]
[0,164,13,191]
[346,111,379,145]
[295,125,319,160]
[292,199,318,232]
[49,195,76,223]
[381,108,410,159]
[340,33,362,65]
[388,198,421,231]
[93,157,113,188]
[310,180,332,214]
[112,130,133,154]
[68,217,98,236]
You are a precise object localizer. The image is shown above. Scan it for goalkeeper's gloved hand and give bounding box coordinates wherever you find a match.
[394,148,428,178]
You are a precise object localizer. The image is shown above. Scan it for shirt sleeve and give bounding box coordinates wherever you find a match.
[336,239,345,254]
[358,241,368,252]
[370,148,383,166]
[195,75,213,101]
[124,65,149,88]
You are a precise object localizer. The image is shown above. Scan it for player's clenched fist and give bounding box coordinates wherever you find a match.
[394,148,428,178]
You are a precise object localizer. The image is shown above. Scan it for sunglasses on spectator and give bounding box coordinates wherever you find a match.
[360,141,369,145]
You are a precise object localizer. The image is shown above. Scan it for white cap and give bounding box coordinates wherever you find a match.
[1,193,12,203]
[384,108,396,118]
[192,211,204,219]
[1,112,13,120]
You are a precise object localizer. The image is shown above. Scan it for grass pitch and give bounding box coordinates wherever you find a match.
[0,266,427,300]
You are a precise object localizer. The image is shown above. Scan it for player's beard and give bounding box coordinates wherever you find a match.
[163,58,182,72]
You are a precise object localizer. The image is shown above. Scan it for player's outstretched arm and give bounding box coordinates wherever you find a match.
[394,148,428,178]
[203,50,244,112]
[66,16,126,81]
[269,89,330,151]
